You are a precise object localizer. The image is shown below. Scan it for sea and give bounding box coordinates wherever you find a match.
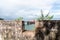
[24,22,35,30]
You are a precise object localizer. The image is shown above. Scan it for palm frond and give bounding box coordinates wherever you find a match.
[36,10,54,20]
[47,15,54,20]
[45,12,50,17]
[41,9,44,20]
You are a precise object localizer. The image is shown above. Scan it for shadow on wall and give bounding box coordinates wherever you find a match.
[23,20,60,40]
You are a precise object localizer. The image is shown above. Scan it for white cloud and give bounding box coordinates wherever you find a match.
[0,0,56,9]
[0,0,57,20]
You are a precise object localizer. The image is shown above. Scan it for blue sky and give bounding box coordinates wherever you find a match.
[0,0,60,20]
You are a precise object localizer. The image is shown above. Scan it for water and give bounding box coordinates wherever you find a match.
[25,24,35,30]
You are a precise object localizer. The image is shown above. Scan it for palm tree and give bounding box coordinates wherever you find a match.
[37,10,54,20]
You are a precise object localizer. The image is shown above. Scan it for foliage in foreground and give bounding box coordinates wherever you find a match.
[36,10,54,20]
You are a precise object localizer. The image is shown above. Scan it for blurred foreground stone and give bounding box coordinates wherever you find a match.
[0,20,24,40]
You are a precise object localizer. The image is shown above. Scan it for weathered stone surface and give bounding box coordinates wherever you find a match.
[0,20,24,40]
[0,20,60,40]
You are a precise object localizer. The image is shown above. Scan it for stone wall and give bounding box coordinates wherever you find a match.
[0,20,60,40]
[35,20,60,40]
[35,20,60,29]
[0,20,24,40]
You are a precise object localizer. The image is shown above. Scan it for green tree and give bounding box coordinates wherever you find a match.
[15,17,23,21]
[0,18,4,20]
[37,10,54,20]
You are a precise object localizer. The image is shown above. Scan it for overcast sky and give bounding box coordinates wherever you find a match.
[0,0,60,20]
